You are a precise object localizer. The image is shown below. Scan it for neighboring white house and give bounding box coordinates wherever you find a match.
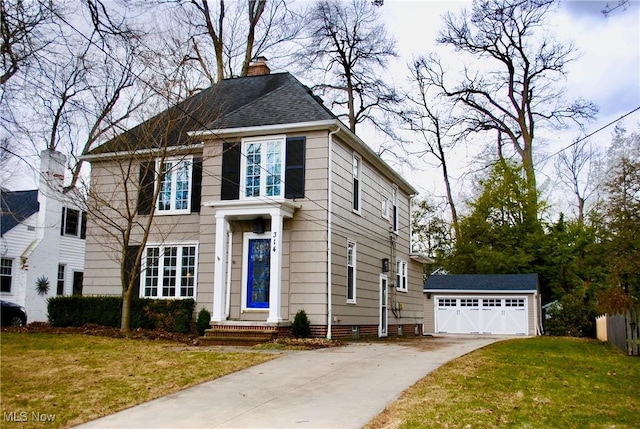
[0,149,86,323]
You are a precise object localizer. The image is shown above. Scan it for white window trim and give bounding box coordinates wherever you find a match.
[240,135,286,200]
[352,153,362,214]
[396,259,408,292]
[1,257,13,294]
[61,207,86,238]
[156,156,193,215]
[57,264,66,296]
[347,240,357,304]
[140,242,199,299]
[381,193,390,219]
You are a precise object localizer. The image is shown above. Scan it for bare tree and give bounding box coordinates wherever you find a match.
[82,105,203,332]
[0,0,58,85]
[554,138,601,224]
[403,56,461,237]
[164,0,301,87]
[429,0,597,221]
[296,0,399,134]
[2,0,154,190]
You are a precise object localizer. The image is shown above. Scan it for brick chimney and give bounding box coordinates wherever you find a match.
[247,56,271,76]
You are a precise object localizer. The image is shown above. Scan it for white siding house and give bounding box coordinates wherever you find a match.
[1,149,86,323]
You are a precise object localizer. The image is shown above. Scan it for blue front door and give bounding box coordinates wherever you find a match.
[247,239,270,308]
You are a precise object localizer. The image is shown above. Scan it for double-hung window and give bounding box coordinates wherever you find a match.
[57,264,65,295]
[61,207,87,239]
[347,241,356,303]
[352,154,361,212]
[158,157,192,214]
[396,259,407,292]
[242,137,285,198]
[1,258,12,293]
[142,244,197,298]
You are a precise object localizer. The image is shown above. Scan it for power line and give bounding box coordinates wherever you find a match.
[37,3,416,249]
[542,106,640,162]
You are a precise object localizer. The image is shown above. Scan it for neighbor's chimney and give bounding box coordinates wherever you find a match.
[247,56,271,76]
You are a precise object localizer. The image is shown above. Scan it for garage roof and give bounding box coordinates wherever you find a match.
[424,274,538,293]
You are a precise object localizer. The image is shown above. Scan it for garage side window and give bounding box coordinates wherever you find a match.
[1,258,12,293]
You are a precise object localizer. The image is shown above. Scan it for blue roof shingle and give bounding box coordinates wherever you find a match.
[424,274,539,292]
[1,189,39,236]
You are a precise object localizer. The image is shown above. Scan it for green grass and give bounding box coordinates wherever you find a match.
[0,332,277,428]
[366,337,640,429]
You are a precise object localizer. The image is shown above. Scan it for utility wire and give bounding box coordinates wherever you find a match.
[36,2,415,248]
[542,106,640,162]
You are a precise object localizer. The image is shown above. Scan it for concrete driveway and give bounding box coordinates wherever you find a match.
[75,336,505,429]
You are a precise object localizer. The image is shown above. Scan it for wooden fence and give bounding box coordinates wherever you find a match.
[595,311,639,356]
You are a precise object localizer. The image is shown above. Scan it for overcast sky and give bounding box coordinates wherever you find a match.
[370,0,640,212]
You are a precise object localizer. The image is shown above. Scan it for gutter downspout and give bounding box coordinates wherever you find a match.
[327,126,340,340]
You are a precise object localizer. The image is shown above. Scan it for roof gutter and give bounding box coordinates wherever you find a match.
[187,120,339,138]
[80,143,204,162]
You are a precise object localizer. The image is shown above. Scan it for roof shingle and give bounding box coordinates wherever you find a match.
[1,190,39,236]
[423,274,539,292]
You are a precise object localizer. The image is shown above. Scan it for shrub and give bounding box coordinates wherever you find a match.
[48,296,195,333]
[196,307,211,336]
[291,309,311,338]
[545,294,596,337]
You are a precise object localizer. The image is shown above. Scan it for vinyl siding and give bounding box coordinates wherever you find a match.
[84,156,202,297]
[329,136,424,327]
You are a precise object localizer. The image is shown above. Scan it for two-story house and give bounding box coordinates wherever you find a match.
[82,61,430,339]
[1,149,86,323]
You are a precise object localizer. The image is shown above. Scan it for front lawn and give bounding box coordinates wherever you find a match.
[366,336,640,429]
[0,332,277,428]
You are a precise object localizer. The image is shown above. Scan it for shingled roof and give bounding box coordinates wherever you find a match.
[424,274,539,292]
[88,73,337,155]
[1,189,39,236]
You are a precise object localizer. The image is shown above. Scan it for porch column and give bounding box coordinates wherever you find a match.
[211,214,228,322]
[267,211,284,323]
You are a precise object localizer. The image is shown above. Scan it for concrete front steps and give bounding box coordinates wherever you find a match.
[200,321,291,346]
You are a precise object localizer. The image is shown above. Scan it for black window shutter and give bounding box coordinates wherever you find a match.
[191,157,203,212]
[221,143,240,200]
[137,161,155,215]
[285,136,306,199]
[80,212,87,239]
[125,245,141,298]
[60,207,66,236]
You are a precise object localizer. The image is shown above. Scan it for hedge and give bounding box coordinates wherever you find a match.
[47,296,195,333]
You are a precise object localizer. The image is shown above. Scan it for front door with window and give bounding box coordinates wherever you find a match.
[247,238,270,309]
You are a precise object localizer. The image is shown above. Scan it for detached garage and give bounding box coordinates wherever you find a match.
[423,274,542,336]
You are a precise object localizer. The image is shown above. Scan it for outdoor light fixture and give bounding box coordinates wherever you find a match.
[252,217,265,234]
[382,258,389,273]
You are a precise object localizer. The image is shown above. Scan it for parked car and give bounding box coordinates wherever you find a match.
[1,300,27,327]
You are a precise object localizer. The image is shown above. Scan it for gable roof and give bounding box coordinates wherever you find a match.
[1,190,39,236]
[88,73,336,155]
[424,274,539,292]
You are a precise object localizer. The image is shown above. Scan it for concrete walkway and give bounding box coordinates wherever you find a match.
[76,336,505,429]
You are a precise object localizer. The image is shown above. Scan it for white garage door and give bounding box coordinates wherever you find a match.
[435,296,528,335]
